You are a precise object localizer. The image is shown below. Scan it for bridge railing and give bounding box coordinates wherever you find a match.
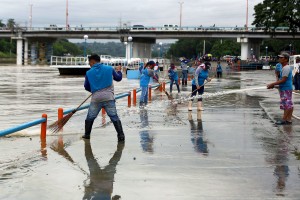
[13,26,296,33]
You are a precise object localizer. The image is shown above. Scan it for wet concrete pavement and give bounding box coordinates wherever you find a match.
[1,66,300,199]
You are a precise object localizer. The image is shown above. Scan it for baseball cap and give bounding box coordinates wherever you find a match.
[278,52,290,59]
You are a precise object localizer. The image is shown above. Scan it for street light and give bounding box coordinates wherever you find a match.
[265,46,268,58]
[83,35,88,57]
[250,48,253,60]
[159,42,163,58]
[289,43,292,55]
[127,36,133,62]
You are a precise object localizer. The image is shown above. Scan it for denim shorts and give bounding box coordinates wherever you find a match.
[279,90,293,110]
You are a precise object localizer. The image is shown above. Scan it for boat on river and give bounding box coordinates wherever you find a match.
[50,55,126,75]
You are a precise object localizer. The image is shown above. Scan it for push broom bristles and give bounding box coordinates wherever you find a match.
[48,94,92,134]
[48,111,75,134]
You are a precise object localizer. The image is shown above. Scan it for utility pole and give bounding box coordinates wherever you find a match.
[29,4,33,29]
[246,0,248,31]
[66,0,69,30]
[179,2,184,29]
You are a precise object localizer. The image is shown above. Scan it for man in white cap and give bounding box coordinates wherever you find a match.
[267,52,293,125]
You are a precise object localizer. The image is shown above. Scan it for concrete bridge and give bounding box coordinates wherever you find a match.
[1,26,299,65]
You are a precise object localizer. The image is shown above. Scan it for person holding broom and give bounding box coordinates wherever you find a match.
[168,63,180,94]
[188,61,212,111]
[82,54,125,141]
[139,61,158,107]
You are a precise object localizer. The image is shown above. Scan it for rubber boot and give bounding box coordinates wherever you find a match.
[82,120,94,139]
[185,80,188,86]
[182,79,184,86]
[188,101,193,111]
[197,101,204,111]
[113,120,125,142]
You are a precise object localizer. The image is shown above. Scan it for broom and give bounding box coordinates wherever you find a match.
[49,94,92,134]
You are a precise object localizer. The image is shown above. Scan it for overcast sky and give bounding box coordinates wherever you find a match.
[1,0,263,27]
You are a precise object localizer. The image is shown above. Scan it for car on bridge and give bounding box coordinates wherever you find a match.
[132,25,146,30]
[163,24,179,30]
[44,24,63,31]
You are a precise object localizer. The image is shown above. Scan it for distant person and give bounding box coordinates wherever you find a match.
[188,61,212,111]
[275,63,282,81]
[83,54,125,141]
[153,62,160,82]
[139,61,158,107]
[267,52,293,125]
[168,63,180,94]
[293,57,300,90]
[216,61,223,78]
[180,58,190,86]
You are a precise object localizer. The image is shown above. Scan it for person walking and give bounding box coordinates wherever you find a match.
[188,61,212,111]
[139,61,158,107]
[181,58,190,86]
[216,61,223,78]
[168,63,180,94]
[82,54,125,141]
[267,52,293,125]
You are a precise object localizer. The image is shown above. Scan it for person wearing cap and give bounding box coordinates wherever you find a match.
[83,54,125,141]
[275,63,282,81]
[181,58,190,86]
[168,63,180,94]
[139,61,158,107]
[216,61,223,78]
[188,61,212,111]
[267,52,293,125]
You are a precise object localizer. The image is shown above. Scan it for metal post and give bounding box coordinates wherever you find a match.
[128,91,131,107]
[246,0,248,31]
[133,88,137,106]
[29,4,33,30]
[66,0,69,29]
[148,85,152,102]
[40,114,47,140]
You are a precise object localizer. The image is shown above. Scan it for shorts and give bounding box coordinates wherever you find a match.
[279,90,293,110]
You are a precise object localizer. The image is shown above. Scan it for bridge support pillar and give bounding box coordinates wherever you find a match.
[238,38,261,61]
[30,42,38,65]
[24,39,28,66]
[132,38,156,59]
[16,39,23,66]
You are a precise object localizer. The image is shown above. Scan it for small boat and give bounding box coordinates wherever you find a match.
[50,55,124,75]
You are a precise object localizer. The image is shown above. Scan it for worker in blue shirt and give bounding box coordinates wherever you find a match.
[83,54,124,141]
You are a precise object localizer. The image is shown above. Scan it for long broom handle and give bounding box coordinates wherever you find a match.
[188,79,212,97]
[72,93,93,113]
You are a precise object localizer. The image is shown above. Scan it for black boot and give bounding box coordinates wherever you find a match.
[82,120,94,139]
[182,79,184,86]
[185,80,188,86]
[113,120,125,142]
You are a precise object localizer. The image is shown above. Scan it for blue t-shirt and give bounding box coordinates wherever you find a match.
[275,63,282,73]
[216,64,223,72]
[192,66,209,86]
[279,65,293,91]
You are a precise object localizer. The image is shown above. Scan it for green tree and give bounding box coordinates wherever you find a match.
[6,18,15,30]
[252,0,300,33]
[0,20,5,27]
[53,39,82,56]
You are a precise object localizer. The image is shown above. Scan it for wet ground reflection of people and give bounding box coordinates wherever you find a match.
[50,135,74,163]
[272,125,293,196]
[83,140,124,200]
[139,108,154,153]
[188,111,208,155]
